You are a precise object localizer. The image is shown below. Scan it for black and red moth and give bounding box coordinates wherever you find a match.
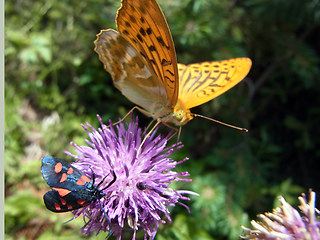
[41,156,116,213]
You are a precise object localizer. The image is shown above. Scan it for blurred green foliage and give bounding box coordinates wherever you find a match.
[5,0,320,239]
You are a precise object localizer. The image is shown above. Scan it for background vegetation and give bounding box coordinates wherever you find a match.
[5,0,320,239]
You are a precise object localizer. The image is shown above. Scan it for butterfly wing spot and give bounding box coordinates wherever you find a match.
[52,187,72,197]
[156,37,169,49]
[59,173,67,183]
[60,197,66,205]
[146,28,152,35]
[149,59,156,65]
[140,16,145,23]
[129,15,137,24]
[139,27,146,36]
[77,178,85,186]
[77,200,87,206]
[67,167,73,175]
[148,45,156,51]
[161,58,171,66]
[54,162,63,173]
[166,69,174,77]
[54,203,61,211]
[129,4,135,12]
[122,29,129,35]
[81,175,91,183]
[67,205,73,210]
[137,34,143,43]
[125,21,131,28]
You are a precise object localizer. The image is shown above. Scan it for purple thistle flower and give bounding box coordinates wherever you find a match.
[241,190,320,240]
[65,115,197,239]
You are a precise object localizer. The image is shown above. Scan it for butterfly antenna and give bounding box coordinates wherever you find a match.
[193,114,248,132]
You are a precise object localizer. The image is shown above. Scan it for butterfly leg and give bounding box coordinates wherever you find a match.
[142,119,155,137]
[104,106,138,128]
[161,122,179,141]
[138,121,180,156]
[105,106,152,129]
[137,120,162,156]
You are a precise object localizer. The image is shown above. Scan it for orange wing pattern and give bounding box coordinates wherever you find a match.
[94,0,252,127]
[177,58,252,109]
[116,0,179,106]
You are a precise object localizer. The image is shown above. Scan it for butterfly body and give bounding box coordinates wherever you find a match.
[41,156,115,213]
[94,0,252,127]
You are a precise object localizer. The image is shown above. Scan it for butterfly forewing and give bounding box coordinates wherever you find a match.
[177,58,252,109]
[41,156,88,189]
[116,0,179,106]
[95,29,169,114]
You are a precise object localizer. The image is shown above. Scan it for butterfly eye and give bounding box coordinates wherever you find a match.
[174,110,184,120]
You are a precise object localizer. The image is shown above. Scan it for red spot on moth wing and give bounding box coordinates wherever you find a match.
[77,199,87,205]
[54,162,63,173]
[54,202,61,211]
[67,205,73,210]
[60,197,66,205]
[60,173,67,183]
[52,187,71,197]
[77,178,85,185]
[81,175,91,183]
[67,167,73,174]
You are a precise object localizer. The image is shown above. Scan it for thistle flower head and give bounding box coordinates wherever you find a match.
[242,190,320,240]
[65,115,196,239]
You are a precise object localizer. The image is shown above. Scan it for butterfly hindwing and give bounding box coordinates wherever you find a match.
[43,190,89,212]
[94,29,169,114]
[177,58,252,110]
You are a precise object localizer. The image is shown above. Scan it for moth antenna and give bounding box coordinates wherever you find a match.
[101,171,117,191]
[193,113,248,132]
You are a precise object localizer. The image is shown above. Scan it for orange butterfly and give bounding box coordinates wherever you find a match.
[94,0,252,132]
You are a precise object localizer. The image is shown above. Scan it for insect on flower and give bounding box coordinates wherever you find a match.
[41,156,116,227]
[95,0,251,134]
[63,115,197,239]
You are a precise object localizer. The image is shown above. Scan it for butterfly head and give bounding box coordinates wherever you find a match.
[171,104,194,126]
